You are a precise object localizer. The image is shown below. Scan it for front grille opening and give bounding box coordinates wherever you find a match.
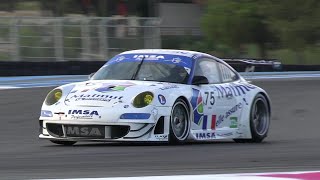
[46,123,64,137]
[110,125,130,139]
[46,124,130,139]
[65,125,105,139]
[154,116,164,134]
[39,120,43,134]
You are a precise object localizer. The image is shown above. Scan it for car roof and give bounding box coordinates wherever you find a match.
[117,49,240,76]
[119,49,215,59]
[118,49,231,68]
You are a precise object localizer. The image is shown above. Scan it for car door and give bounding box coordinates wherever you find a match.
[215,61,243,130]
[191,58,236,132]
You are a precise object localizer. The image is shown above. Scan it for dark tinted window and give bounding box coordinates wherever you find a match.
[92,62,189,84]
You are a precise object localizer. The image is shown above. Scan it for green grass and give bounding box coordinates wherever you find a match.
[268,47,320,65]
[237,44,320,65]
[0,53,10,61]
[15,1,41,11]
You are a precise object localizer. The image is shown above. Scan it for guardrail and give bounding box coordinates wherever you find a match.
[0,16,161,61]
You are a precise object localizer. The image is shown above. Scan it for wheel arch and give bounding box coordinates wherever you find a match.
[257,91,271,117]
[176,96,192,113]
[169,96,192,143]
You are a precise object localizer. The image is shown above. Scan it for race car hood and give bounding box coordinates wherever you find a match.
[63,80,178,107]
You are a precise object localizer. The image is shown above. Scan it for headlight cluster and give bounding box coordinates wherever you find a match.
[132,92,154,108]
[45,89,63,105]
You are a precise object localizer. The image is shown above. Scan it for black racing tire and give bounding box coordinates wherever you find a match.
[169,99,190,144]
[50,140,77,146]
[234,94,270,143]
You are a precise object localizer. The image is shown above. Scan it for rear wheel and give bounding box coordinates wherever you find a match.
[50,140,77,146]
[234,94,270,143]
[169,99,190,144]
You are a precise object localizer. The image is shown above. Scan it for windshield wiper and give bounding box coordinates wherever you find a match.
[131,56,145,80]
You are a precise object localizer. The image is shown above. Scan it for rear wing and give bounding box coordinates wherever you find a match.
[222,58,282,72]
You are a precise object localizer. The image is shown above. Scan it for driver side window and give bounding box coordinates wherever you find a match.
[218,63,239,82]
[194,58,220,84]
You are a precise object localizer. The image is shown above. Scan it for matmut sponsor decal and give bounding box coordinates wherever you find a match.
[70,83,134,94]
[67,93,123,102]
[214,83,256,98]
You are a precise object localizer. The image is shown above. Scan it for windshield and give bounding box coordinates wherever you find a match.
[92,54,192,84]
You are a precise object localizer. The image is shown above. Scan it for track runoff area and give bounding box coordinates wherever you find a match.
[2,72,320,180]
[39,171,320,180]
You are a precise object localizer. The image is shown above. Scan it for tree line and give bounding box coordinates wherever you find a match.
[201,0,319,61]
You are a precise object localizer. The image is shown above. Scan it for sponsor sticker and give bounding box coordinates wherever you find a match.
[243,98,249,105]
[216,102,242,127]
[115,56,126,62]
[194,132,216,140]
[217,132,234,137]
[94,83,134,93]
[230,117,238,128]
[214,83,256,99]
[41,110,53,117]
[133,55,165,60]
[155,134,168,140]
[66,94,123,102]
[68,109,100,119]
[158,94,166,105]
[164,57,188,65]
[160,85,178,90]
[70,90,77,93]
[65,126,104,137]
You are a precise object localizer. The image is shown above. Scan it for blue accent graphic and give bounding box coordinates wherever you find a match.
[41,110,53,117]
[106,54,193,70]
[202,115,208,130]
[191,88,203,126]
[120,113,151,119]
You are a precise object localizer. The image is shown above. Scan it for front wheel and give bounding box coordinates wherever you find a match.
[169,99,190,144]
[50,140,77,146]
[234,94,270,143]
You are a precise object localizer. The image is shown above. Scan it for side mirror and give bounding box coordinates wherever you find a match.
[88,72,95,79]
[192,76,209,85]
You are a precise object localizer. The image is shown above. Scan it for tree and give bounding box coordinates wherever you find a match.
[201,0,275,58]
[262,0,320,50]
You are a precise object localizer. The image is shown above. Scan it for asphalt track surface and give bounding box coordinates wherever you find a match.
[1,79,320,179]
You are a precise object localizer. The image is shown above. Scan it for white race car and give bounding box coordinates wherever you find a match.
[39,49,271,145]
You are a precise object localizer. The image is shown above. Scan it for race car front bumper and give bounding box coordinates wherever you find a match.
[39,117,169,142]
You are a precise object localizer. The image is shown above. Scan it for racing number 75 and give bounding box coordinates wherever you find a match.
[204,91,215,105]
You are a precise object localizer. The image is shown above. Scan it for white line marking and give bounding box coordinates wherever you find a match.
[0,86,18,89]
[1,72,320,90]
[37,171,320,180]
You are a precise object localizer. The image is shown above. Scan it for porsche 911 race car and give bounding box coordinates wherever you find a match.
[39,49,271,145]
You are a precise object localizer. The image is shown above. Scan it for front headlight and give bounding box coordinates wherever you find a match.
[132,92,154,108]
[45,89,63,105]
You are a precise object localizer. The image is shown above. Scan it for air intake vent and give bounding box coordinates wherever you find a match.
[154,116,164,134]
[46,123,64,137]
